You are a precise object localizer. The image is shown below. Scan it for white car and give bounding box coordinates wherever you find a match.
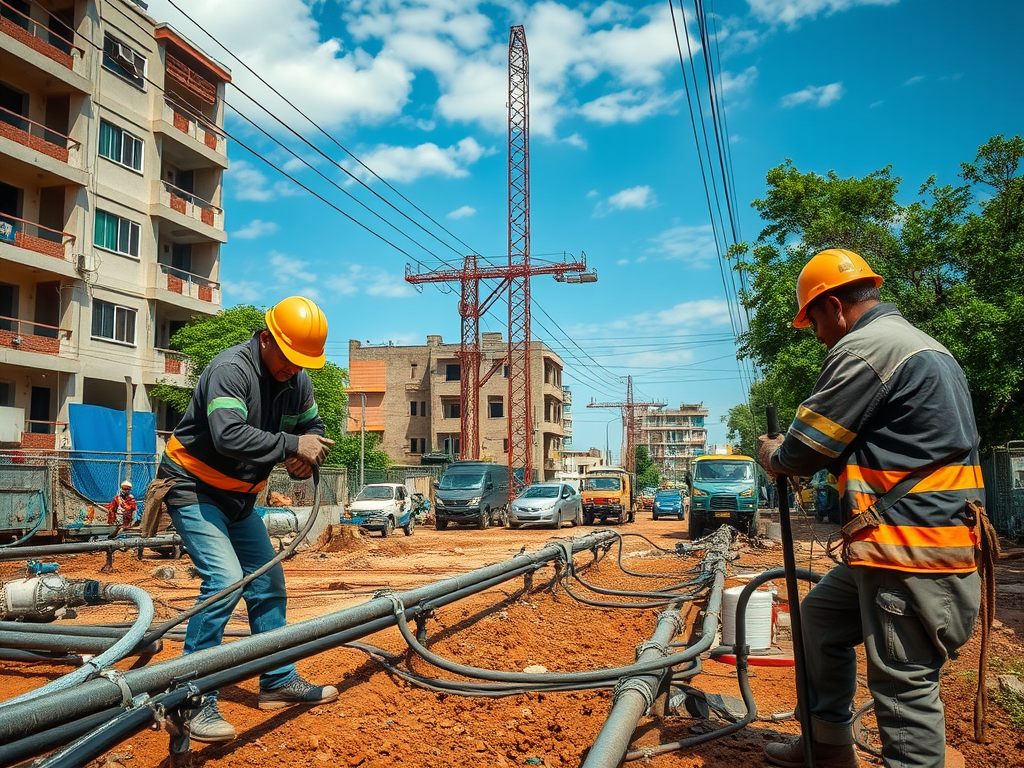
[344,483,414,537]
[509,482,583,529]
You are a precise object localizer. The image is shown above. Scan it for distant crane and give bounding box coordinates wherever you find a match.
[587,376,666,474]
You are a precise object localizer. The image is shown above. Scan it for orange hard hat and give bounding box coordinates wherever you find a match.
[793,249,883,328]
[265,296,328,369]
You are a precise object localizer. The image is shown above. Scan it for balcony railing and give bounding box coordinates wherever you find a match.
[20,420,66,449]
[154,347,191,376]
[0,314,72,356]
[158,180,223,230]
[0,0,84,71]
[0,105,81,166]
[159,264,220,304]
[0,214,74,261]
[161,96,226,154]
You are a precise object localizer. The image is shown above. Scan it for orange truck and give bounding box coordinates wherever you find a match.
[581,468,636,525]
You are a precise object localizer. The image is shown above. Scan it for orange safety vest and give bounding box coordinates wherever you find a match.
[164,435,267,494]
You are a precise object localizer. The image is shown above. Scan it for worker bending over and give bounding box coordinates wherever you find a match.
[156,296,337,742]
[757,249,982,768]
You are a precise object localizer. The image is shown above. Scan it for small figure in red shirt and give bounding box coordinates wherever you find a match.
[106,480,137,528]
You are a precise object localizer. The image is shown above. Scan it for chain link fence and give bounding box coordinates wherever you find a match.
[258,466,348,508]
[347,465,444,501]
[982,441,1024,543]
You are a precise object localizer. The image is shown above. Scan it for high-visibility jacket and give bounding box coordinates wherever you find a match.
[773,303,983,574]
[157,333,325,519]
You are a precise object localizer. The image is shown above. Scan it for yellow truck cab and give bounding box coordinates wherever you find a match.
[687,454,759,539]
[581,467,636,526]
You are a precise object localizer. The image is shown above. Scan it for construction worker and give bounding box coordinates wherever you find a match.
[156,296,338,743]
[105,480,137,528]
[756,249,982,768]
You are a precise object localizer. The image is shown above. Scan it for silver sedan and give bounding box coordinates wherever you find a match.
[509,482,583,529]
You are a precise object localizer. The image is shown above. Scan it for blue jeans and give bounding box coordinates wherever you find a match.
[168,502,297,694]
[800,563,979,768]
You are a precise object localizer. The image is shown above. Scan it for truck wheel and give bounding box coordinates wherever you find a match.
[477,508,490,530]
[618,507,629,525]
[583,511,595,526]
[688,512,704,541]
[382,517,395,537]
[436,519,449,530]
[403,516,415,536]
[652,511,659,521]
[747,511,760,538]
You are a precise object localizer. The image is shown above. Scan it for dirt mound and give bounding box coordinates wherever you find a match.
[314,524,369,552]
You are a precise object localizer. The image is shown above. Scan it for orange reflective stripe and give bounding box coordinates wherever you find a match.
[851,491,875,514]
[859,523,977,549]
[844,463,983,494]
[165,435,267,494]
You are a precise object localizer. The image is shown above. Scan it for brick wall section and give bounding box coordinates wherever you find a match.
[200,208,214,226]
[204,130,217,149]
[165,356,182,374]
[167,274,184,293]
[198,285,212,302]
[170,195,187,214]
[0,18,73,69]
[173,110,189,132]
[0,119,69,162]
[20,432,56,449]
[15,230,64,259]
[0,329,60,354]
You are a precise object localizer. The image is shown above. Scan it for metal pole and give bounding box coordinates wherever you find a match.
[123,376,133,485]
[767,404,816,768]
[0,536,182,562]
[359,392,366,488]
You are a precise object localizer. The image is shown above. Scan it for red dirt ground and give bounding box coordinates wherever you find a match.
[2,512,1023,768]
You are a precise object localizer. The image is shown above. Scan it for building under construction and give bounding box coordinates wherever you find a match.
[346,333,565,480]
[641,403,709,479]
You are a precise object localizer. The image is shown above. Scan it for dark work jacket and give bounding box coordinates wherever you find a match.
[158,333,325,519]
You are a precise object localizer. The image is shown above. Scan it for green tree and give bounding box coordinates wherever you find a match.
[149,305,380,468]
[726,135,1023,449]
[635,445,660,489]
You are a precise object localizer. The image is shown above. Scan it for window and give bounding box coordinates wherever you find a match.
[98,120,143,171]
[421,401,427,416]
[447,402,460,419]
[445,363,461,381]
[410,401,418,416]
[410,438,426,454]
[488,398,504,418]
[94,210,140,257]
[102,34,146,89]
[503,364,510,378]
[91,299,136,345]
[502,439,509,453]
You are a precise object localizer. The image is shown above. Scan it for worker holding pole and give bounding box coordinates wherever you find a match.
[756,249,987,768]
[153,296,337,743]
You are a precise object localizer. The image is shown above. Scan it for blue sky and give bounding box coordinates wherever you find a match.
[147,0,1023,458]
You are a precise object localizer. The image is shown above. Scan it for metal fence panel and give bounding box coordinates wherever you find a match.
[347,465,444,501]
[981,441,1024,542]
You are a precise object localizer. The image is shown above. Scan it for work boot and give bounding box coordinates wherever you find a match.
[187,698,237,743]
[765,737,860,768]
[258,676,339,711]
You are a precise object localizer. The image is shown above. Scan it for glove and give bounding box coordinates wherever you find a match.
[756,434,785,477]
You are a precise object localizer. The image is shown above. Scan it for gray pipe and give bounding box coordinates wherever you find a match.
[0,537,182,562]
[0,530,618,743]
[583,526,731,768]
[1,584,154,708]
[0,631,119,654]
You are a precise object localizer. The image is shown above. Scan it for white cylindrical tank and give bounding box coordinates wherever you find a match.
[721,585,774,651]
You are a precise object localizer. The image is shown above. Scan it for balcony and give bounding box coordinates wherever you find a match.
[155,264,221,312]
[20,418,67,450]
[145,347,191,387]
[0,213,75,264]
[0,105,80,164]
[155,96,228,169]
[0,315,72,357]
[151,180,226,243]
[0,0,89,90]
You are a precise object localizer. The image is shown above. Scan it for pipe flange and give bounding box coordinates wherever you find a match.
[613,678,655,714]
[635,641,672,661]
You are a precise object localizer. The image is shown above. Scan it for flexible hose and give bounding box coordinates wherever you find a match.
[136,466,322,648]
[0,499,45,548]
[0,584,154,709]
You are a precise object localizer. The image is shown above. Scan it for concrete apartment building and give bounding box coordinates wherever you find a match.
[347,333,566,480]
[0,0,228,448]
[641,403,709,479]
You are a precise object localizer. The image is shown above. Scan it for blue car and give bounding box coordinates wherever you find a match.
[652,489,685,521]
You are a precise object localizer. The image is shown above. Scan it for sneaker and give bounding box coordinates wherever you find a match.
[765,737,860,768]
[258,676,339,711]
[187,698,237,743]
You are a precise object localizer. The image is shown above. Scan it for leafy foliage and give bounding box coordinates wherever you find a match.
[635,445,661,489]
[725,135,1024,450]
[148,305,383,469]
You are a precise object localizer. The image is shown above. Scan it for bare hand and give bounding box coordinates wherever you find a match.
[285,456,313,479]
[756,434,785,477]
[295,434,334,467]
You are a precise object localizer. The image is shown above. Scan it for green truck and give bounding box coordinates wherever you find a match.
[687,454,759,539]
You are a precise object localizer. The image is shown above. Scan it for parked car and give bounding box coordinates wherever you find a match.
[509,482,583,529]
[688,454,759,539]
[652,489,685,521]
[344,483,414,537]
[434,461,510,529]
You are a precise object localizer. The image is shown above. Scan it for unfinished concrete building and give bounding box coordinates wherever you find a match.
[346,333,565,481]
[0,0,230,447]
[641,403,709,480]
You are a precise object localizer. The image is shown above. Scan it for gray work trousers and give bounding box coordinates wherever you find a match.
[799,563,979,768]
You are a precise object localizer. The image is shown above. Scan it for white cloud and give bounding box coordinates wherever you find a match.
[903,75,925,86]
[323,264,413,298]
[344,137,490,184]
[719,66,759,100]
[231,219,279,240]
[447,205,476,220]
[596,185,657,216]
[748,0,899,28]
[562,133,588,150]
[221,280,265,304]
[870,100,885,109]
[579,89,680,124]
[229,161,299,202]
[649,224,718,267]
[779,82,844,108]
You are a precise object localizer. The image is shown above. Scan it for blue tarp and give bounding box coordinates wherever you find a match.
[67,404,156,504]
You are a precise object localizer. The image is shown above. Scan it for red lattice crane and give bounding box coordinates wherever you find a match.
[586,376,666,474]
